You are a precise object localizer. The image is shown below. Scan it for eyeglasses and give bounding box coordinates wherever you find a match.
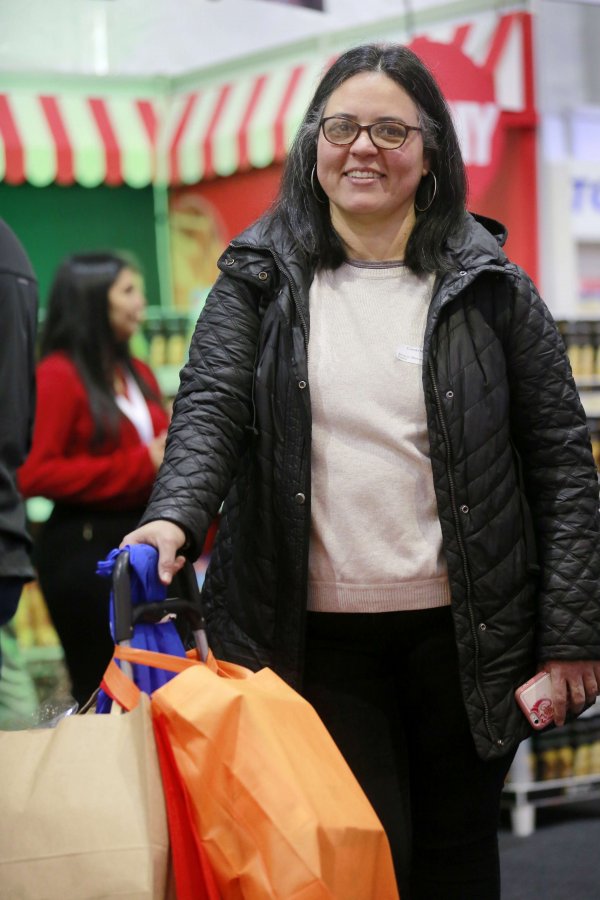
[320,116,422,150]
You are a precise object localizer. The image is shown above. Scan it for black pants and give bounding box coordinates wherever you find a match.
[303,607,515,900]
[34,505,142,707]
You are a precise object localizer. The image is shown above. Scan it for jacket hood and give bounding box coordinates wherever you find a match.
[421,212,511,358]
[444,212,508,272]
[231,213,293,255]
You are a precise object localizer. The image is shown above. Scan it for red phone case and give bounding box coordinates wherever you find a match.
[515,671,555,730]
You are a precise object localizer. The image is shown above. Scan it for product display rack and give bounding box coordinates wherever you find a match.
[141,308,192,398]
[558,318,600,423]
[503,703,600,836]
[503,761,600,837]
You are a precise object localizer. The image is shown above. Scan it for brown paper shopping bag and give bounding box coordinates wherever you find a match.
[0,694,170,900]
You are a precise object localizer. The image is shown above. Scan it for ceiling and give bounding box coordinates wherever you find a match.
[0,0,503,81]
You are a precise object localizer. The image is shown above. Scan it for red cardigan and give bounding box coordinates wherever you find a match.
[18,352,170,511]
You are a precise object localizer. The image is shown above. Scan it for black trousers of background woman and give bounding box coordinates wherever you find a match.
[303,606,516,900]
[34,504,142,707]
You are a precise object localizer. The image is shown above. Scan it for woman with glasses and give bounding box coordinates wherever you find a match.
[122,44,600,899]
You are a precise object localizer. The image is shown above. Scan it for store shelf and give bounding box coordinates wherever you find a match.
[503,765,600,837]
[504,772,600,806]
[503,699,600,836]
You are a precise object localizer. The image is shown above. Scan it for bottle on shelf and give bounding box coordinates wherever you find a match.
[587,416,600,470]
[572,718,594,777]
[593,322,600,378]
[564,321,582,378]
[559,318,600,382]
[589,718,600,775]
[145,317,167,369]
[554,727,575,779]
[579,321,596,379]
[165,315,189,368]
[533,725,578,781]
[534,729,562,781]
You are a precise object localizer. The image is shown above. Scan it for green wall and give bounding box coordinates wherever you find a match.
[0,183,160,309]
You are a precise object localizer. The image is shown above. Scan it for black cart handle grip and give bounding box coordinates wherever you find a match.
[112,549,206,644]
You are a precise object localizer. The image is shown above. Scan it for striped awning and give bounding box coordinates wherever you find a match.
[0,12,531,189]
[159,11,531,186]
[157,57,333,185]
[0,92,157,187]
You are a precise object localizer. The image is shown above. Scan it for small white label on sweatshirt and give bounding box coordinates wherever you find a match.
[395,344,424,365]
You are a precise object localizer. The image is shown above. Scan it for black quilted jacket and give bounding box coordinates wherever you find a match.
[142,211,600,760]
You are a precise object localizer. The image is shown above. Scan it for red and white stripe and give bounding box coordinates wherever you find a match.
[0,12,532,188]
[157,58,330,185]
[0,93,157,186]
[160,12,531,186]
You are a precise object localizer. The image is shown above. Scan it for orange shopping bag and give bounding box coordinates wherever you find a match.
[103,644,400,900]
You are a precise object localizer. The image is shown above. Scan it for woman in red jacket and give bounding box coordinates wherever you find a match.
[18,253,169,705]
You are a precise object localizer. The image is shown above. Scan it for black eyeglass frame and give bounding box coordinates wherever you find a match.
[320,116,423,150]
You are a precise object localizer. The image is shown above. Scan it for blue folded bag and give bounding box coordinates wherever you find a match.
[95,544,187,712]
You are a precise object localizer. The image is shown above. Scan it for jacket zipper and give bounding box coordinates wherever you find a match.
[428,359,495,744]
[268,249,312,683]
[227,241,311,684]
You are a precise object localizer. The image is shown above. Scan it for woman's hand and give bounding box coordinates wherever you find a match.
[541,659,600,726]
[120,520,187,585]
[147,431,167,471]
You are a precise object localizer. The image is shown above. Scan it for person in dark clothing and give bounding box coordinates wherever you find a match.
[18,253,169,706]
[0,220,38,670]
[121,44,600,899]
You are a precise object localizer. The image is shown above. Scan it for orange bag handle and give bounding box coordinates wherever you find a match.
[115,644,252,680]
[101,658,142,710]
[101,644,255,710]
[115,644,207,672]
[102,645,207,710]
[101,645,228,710]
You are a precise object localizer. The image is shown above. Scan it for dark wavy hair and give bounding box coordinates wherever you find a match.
[270,43,467,274]
[41,252,158,445]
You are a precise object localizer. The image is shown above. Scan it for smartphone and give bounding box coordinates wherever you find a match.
[515,671,555,730]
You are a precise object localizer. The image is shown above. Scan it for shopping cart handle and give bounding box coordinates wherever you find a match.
[178,560,204,612]
[112,549,207,645]
[131,598,205,631]
[113,550,133,643]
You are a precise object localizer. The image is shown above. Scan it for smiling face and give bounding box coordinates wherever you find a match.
[316,71,429,244]
[107,267,146,342]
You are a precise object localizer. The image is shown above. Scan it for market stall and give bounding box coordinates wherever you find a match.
[0,4,538,384]
[0,86,165,309]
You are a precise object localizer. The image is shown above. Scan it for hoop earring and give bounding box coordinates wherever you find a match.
[311,163,327,204]
[415,171,437,213]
